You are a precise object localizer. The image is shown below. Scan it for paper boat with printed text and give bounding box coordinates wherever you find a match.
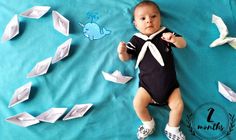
[6,112,39,127]
[8,82,32,108]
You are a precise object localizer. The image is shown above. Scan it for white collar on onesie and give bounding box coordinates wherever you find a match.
[134,27,166,69]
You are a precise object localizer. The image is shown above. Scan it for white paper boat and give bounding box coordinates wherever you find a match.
[52,38,72,64]
[8,82,32,108]
[52,11,69,36]
[102,70,132,84]
[27,57,52,78]
[1,15,19,42]
[63,104,93,121]
[20,6,50,19]
[6,112,40,127]
[218,81,236,102]
[36,108,67,123]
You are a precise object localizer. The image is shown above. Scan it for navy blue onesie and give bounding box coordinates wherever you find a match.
[127,27,180,105]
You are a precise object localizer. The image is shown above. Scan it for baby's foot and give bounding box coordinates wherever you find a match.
[165,125,185,140]
[137,125,154,140]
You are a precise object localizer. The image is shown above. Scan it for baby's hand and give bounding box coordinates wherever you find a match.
[161,32,176,44]
[117,42,127,54]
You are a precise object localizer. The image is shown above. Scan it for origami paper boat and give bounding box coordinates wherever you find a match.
[27,57,52,78]
[63,104,93,121]
[6,112,40,127]
[36,108,67,123]
[52,11,69,36]
[8,82,32,108]
[102,70,132,84]
[20,6,50,19]
[1,15,19,42]
[52,38,72,64]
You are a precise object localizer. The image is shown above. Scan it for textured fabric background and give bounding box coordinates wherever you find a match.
[0,0,236,139]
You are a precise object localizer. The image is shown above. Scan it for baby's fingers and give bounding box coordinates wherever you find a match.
[119,41,126,46]
[162,33,172,40]
[118,42,127,53]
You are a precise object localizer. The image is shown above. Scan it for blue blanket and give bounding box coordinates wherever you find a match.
[0,0,236,139]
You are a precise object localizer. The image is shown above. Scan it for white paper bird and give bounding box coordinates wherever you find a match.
[210,14,236,49]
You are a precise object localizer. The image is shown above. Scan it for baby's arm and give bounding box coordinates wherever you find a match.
[117,42,132,61]
[161,32,186,48]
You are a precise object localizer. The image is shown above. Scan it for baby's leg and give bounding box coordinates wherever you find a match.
[167,88,184,127]
[165,88,185,140]
[134,87,155,139]
[133,87,153,121]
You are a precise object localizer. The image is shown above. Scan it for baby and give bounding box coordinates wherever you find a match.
[117,1,186,140]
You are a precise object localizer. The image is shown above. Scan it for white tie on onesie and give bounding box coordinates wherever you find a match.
[134,27,166,69]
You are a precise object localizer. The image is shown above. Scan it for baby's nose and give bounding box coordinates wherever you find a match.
[146,17,152,23]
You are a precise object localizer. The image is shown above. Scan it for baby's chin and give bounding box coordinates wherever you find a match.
[142,30,158,36]
[142,28,161,36]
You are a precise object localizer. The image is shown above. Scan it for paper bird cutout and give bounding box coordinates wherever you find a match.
[8,82,32,108]
[52,38,72,64]
[102,70,132,84]
[6,112,40,127]
[1,15,19,42]
[218,81,236,102]
[63,104,93,121]
[20,6,50,19]
[210,14,236,49]
[52,11,69,36]
[36,108,67,123]
[27,57,52,78]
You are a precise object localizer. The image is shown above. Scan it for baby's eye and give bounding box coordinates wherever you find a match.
[151,15,157,18]
[140,17,145,20]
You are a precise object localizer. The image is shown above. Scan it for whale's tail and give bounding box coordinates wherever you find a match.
[102,28,111,35]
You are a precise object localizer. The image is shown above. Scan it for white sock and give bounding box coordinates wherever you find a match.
[165,124,180,133]
[142,118,155,129]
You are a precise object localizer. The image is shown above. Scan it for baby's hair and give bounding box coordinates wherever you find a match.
[132,0,160,21]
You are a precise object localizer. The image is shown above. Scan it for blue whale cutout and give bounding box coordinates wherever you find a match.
[79,22,111,40]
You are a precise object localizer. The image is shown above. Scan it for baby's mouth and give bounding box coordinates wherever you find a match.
[146,26,153,29]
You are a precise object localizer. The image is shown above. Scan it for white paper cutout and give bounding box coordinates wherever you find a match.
[36,108,67,123]
[8,82,32,108]
[27,57,52,78]
[52,38,72,64]
[102,70,132,84]
[20,6,50,19]
[218,81,236,102]
[6,112,39,127]
[210,14,236,49]
[52,11,69,36]
[1,15,19,42]
[63,104,93,121]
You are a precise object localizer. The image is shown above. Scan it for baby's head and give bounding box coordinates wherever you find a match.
[133,1,161,36]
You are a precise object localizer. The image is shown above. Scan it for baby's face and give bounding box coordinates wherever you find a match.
[133,4,161,36]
